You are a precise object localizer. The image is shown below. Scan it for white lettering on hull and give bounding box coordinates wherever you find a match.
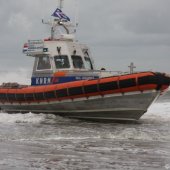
[35,77,52,85]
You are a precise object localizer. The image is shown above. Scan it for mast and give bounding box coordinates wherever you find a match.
[50,0,65,40]
[42,0,75,40]
[74,0,79,33]
[59,0,64,10]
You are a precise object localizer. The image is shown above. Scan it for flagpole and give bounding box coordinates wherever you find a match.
[59,0,64,10]
[74,0,79,33]
[42,0,73,39]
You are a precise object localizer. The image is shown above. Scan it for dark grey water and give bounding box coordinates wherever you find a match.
[0,92,170,170]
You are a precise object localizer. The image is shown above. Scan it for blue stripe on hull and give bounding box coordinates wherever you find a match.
[31,76,99,86]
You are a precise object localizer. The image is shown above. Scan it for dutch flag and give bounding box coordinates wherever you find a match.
[23,43,28,54]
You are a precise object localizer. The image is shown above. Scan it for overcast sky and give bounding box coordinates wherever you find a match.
[0,0,170,73]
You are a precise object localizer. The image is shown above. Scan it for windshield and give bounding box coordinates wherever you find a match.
[54,55,70,69]
[85,57,93,70]
[37,56,51,70]
[71,55,85,69]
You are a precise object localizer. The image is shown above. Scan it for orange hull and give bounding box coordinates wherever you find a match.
[0,72,169,104]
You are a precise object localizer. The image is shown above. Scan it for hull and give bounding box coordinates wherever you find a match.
[1,90,160,120]
[0,71,169,121]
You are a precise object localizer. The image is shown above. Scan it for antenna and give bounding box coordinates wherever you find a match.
[74,0,79,33]
[59,0,64,9]
[128,62,136,74]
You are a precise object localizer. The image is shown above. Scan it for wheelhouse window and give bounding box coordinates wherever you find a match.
[71,55,85,69]
[37,55,51,70]
[85,57,93,70]
[54,55,70,69]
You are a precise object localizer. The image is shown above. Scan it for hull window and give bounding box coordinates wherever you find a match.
[84,84,98,94]
[34,93,44,100]
[54,55,70,69]
[68,87,83,96]
[71,55,85,69]
[45,91,56,99]
[25,93,34,101]
[7,94,16,101]
[119,79,136,88]
[0,93,7,101]
[56,89,68,98]
[99,82,118,91]
[16,94,25,101]
[37,56,51,70]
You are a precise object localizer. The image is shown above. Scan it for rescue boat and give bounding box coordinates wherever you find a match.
[0,2,170,120]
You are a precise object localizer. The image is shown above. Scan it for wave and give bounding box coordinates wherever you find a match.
[0,112,48,124]
[0,102,169,123]
[0,101,170,142]
[143,102,170,123]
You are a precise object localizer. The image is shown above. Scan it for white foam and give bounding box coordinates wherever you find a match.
[0,101,169,142]
[0,102,169,124]
[0,112,46,124]
[144,102,170,122]
[39,136,101,141]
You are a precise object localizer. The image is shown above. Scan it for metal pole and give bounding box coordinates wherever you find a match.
[74,0,79,33]
[59,0,64,9]
[51,26,55,40]
[128,62,136,74]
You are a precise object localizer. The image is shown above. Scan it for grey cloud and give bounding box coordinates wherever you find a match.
[78,0,170,46]
[123,9,170,34]
[0,0,170,73]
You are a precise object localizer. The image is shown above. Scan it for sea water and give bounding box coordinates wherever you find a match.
[0,92,170,170]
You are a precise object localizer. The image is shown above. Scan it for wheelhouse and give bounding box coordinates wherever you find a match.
[31,40,95,74]
[28,39,97,86]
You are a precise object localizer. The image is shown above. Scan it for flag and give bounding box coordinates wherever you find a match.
[52,8,70,22]
[23,43,28,53]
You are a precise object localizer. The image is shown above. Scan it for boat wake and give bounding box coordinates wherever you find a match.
[0,101,169,123]
[0,101,170,142]
[0,112,47,124]
[0,101,170,170]
[143,102,170,123]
